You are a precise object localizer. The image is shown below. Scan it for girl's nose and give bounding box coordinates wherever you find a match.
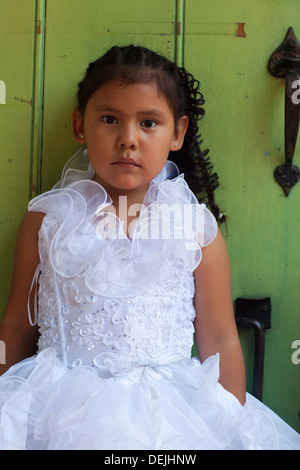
[117,124,138,150]
[120,142,136,149]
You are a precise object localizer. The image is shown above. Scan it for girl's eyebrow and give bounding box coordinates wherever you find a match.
[94,105,119,113]
[138,110,167,119]
[94,105,167,119]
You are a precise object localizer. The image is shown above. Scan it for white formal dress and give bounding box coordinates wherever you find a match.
[0,150,299,450]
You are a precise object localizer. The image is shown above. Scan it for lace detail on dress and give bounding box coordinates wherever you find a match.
[37,220,64,361]
[172,269,196,355]
[63,290,173,368]
[67,299,125,351]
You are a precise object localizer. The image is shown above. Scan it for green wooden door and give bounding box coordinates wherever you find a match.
[184,0,300,431]
[1,0,299,432]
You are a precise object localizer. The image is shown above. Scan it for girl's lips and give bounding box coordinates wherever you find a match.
[113,158,140,167]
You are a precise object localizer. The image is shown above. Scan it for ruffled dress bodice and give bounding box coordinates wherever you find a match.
[28,158,217,374]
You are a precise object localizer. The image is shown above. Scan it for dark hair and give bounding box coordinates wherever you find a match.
[76,45,225,223]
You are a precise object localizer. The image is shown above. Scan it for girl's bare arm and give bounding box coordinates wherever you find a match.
[0,211,45,375]
[194,229,246,405]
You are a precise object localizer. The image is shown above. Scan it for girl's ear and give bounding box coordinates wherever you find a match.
[72,107,86,143]
[170,115,189,151]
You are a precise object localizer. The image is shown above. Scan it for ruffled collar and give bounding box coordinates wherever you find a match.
[29,148,217,297]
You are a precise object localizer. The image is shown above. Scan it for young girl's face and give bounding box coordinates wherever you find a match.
[73,79,188,202]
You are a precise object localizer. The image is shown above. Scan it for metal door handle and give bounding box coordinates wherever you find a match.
[268,27,300,196]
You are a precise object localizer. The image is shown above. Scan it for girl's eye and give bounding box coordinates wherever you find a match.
[102,116,118,124]
[141,120,157,129]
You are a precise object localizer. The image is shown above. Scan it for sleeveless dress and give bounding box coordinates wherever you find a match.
[0,149,299,450]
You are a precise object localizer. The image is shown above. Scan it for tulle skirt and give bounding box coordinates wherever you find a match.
[0,348,299,450]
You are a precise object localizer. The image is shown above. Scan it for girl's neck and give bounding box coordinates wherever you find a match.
[94,175,148,207]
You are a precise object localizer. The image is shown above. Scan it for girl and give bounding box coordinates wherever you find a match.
[0,45,299,450]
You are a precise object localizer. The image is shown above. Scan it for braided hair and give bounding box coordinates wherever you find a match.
[76,45,225,223]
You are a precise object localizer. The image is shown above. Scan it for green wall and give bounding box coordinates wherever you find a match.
[0,1,37,311]
[0,0,299,432]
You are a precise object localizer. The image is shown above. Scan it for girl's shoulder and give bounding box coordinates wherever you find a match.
[19,210,46,239]
[15,210,46,263]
